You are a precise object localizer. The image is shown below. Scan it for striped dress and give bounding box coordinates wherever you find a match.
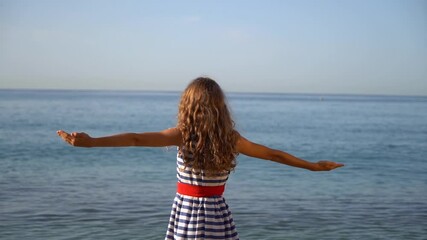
[165,152,239,240]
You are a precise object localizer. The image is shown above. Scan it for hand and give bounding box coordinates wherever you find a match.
[313,160,344,171]
[57,130,93,147]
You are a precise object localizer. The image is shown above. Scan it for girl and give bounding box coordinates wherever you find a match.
[57,77,344,240]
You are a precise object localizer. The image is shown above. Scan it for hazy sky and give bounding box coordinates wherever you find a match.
[1,0,426,95]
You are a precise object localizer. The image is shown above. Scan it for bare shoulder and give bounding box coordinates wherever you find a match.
[235,131,248,150]
[161,127,182,146]
[235,132,256,151]
[162,127,181,135]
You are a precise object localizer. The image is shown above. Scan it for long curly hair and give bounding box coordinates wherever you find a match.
[177,77,239,175]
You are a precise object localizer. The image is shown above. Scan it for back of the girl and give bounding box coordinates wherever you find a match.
[166,77,240,240]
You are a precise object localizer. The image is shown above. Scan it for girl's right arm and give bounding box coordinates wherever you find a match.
[57,128,181,148]
[236,135,344,171]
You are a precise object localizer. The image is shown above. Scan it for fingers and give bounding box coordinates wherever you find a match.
[57,130,69,139]
[318,160,344,171]
[331,162,344,170]
[57,130,74,145]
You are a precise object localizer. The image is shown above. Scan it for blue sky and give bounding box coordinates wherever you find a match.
[1,0,426,95]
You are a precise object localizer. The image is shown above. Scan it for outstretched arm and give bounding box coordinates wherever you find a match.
[57,128,181,148]
[236,135,344,171]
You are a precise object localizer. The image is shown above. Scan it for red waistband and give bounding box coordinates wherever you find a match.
[177,182,225,197]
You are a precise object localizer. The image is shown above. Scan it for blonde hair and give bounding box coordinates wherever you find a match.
[177,77,239,175]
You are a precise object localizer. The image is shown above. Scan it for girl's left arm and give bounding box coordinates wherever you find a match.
[57,128,181,148]
[237,134,344,171]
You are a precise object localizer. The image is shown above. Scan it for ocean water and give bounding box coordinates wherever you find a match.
[0,89,426,240]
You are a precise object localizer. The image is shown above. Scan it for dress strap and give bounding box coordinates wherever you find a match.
[177,182,225,197]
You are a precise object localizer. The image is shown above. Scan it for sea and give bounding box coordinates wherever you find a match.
[0,89,426,240]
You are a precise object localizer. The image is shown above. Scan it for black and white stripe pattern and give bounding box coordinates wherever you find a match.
[165,154,239,240]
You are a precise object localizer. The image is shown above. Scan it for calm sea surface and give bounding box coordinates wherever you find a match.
[0,90,426,240]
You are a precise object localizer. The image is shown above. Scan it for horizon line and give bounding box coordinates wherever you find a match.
[0,87,426,98]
